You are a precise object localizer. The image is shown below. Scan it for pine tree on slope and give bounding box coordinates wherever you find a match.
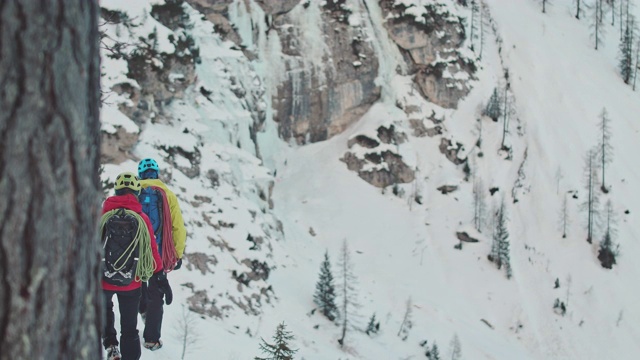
[619,15,635,84]
[483,88,502,122]
[582,148,601,244]
[337,240,361,347]
[366,313,380,335]
[591,0,607,50]
[428,343,441,360]
[313,251,339,321]
[449,333,463,360]
[596,108,614,193]
[489,200,512,278]
[255,322,298,360]
[598,200,620,269]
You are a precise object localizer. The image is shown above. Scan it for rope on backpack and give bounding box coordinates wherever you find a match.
[100,209,157,282]
[154,186,178,272]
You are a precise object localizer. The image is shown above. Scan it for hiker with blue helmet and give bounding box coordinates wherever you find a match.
[101,172,164,360]
[136,158,187,351]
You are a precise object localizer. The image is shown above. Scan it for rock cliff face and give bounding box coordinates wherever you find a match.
[183,0,473,145]
[186,0,380,144]
[380,1,475,108]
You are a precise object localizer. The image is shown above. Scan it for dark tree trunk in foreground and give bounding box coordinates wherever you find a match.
[0,1,102,359]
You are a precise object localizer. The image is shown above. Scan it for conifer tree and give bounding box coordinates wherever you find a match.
[479,0,486,58]
[313,251,339,321]
[634,37,640,90]
[397,297,413,341]
[337,240,361,347]
[574,0,583,19]
[582,148,601,244]
[598,200,619,268]
[473,175,487,233]
[469,0,480,51]
[489,200,512,278]
[501,81,511,150]
[619,15,635,83]
[591,0,606,50]
[542,0,550,13]
[483,88,502,122]
[559,193,570,238]
[365,313,380,335]
[597,108,614,192]
[429,343,441,360]
[449,334,462,360]
[255,322,298,360]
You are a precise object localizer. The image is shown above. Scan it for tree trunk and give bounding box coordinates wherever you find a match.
[0,1,102,359]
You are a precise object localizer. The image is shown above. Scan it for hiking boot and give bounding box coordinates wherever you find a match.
[143,340,163,351]
[106,345,121,360]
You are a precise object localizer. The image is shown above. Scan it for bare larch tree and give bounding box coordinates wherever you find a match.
[0,0,102,358]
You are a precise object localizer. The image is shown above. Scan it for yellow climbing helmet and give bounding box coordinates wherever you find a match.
[114,172,141,192]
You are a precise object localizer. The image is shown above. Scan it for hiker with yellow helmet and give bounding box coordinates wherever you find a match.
[100,172,164,360]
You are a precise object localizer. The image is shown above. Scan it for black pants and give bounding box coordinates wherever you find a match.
[103,288,141,360]
[139,278,164,342]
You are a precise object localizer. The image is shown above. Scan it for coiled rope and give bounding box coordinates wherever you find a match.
[100,209,156,282]
[154,186,178,272]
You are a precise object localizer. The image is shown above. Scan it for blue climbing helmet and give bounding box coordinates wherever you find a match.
[138,158,160,179]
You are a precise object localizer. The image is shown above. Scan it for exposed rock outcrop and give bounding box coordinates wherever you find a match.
[342,125,415,188]
[456,231,480,243]
[439,137,466,165]
[380,1,476,108]
[101,127,139,164]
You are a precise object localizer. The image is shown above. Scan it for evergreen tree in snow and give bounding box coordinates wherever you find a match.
[607,0,617,26]
[619,15,636,84]
[634,38,640,90]
[397,297,413,341]
[541,0,551,13]
[500,80,512,151]
[591,0,607,50]
[313,251,339,321]
[582,148,601,244]
[489,200,512,278]
[336,240,361,347]
[365,313,380,336]
[469,0,481,52]
[449,333,463,360]
[596,108,614,192]
[558,193,570,238]
[428,342,441,360]
[574,0,583,19]
[483,88,502,122]
[255,322,298,360]
[479,0,487,58]
[473,173,488,233]
[598,200,620,268]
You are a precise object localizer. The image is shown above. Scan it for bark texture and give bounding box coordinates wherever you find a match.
[0,0,102,359]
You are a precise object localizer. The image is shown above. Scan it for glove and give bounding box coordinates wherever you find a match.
[174,258,182,270]
[153,271,173,305]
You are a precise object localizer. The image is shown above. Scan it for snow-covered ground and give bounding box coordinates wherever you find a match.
[100,0,640,359]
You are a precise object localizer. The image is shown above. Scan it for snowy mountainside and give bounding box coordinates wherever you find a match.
[99,0,640,359]
[100,0,283,323]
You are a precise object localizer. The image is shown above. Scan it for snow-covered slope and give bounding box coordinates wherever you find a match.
[99,0,640,359]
